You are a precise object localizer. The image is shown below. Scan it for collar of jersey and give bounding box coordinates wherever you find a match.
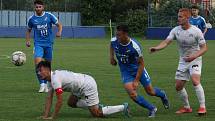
[119,38,131,46]
[35,11,45,17]
[191,15,200,19]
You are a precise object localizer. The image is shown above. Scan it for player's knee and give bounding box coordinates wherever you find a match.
[67,100,77,108]
[128,92,137,101]
[175,85,183,91]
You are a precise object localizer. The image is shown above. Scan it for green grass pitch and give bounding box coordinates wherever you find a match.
[0,38,214,121]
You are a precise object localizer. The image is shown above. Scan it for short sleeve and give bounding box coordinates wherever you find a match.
[166,27,176,40]
[196,29,206,45]
[49,12,58,25]
[27,17,33,29]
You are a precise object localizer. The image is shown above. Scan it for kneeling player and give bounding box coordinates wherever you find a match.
[37,61,130,120]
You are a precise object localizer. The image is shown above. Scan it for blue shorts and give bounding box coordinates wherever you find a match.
[121,68,151,87]
[34,45,53,61]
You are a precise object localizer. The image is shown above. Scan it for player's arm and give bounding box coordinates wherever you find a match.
[25,28,32,47]
[51,88,63,119]
[183,43,208,62]
[55,22,62,37]
[149,38,172,53]
[203,27,207,36]
[42,89,54,118]
[110,44,117,66]
[133,57,144,89]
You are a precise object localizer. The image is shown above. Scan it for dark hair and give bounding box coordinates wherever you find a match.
[191,5,199,10]
[116,24,129,33]
[37,61,51,70]
[34,0,44,5]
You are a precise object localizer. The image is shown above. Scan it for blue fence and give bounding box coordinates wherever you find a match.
[147,27,215,40]
[0,26,106,38]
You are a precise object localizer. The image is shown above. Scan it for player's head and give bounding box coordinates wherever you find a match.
[178,8,191,26]
[37,60,51,81]
[116,24,129,43]
[191,5,199,17]
[34,0,44,15]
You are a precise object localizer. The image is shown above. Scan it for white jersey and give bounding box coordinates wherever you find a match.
[166,25,206,61]
[48,70,96,96]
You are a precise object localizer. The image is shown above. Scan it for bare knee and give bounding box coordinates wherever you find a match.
[175,80,186,91]
[67,95,78,108]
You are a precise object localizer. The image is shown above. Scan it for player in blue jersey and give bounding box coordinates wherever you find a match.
[109,24,169,117]
[26,0,62,93]
[189,5,207,36]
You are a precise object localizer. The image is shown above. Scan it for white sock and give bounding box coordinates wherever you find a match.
[194,84,206,108]
[76,99,88,109]
[177,88,190,108]
[102,105,124,115]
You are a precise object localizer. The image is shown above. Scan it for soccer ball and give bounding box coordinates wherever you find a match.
[11,51,26,66]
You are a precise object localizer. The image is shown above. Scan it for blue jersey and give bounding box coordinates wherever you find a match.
[189,16,206,33]
[111,37,143,74]
[27,12,58,47]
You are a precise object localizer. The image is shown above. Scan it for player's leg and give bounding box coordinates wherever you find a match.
[175,62,192,114]
[190,61,206,115]
[67,94,80,108]
[124,83,156,117]
[140,69,169,109]
[85,75,130,117]
[34,45,47,93]
[42,46,53,92]
[88,103,129,117]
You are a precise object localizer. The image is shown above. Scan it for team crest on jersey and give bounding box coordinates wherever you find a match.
[189,34,193,37]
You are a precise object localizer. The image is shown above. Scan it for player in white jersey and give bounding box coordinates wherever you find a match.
[36,61,130,120]
[149,8,208,115]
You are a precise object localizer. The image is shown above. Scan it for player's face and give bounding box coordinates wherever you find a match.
[34,4,44,15]
[38,66,50,81]
[116,31,128,43]
[191,8,199,16]
[178,12,188,25]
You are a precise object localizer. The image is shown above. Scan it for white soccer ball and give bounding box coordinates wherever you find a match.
[11,51,26,66]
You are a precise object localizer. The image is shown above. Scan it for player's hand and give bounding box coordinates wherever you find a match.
[133,80,139,90]
[26,41,31,47]
[56,31,62,37]
[110,58,117,66]
[183,55,196,62]
[149,47,157,53]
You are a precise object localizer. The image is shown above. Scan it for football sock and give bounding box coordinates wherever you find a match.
[177,88,190,108]
[76,99,88,108]
[194,84,206,108]
[135,95,155,110]
[102,105,124,115]
[154,87,165,98]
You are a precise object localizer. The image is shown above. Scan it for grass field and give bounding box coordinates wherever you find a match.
[0,38,214,121]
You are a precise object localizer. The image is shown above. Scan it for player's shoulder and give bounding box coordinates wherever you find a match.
[27,14,35,21]
[171,26,181,32]
[190,25,201,31]
[45,12,57,18]
[110,37,117,42]
[130,38,142,50]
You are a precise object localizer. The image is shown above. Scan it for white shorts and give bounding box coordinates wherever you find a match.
[175,58,202,81]
[73,75,99,107]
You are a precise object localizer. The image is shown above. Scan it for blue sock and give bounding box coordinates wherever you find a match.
[35,65,47,84]
[154,87,165,98]
[135,95,155,110]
